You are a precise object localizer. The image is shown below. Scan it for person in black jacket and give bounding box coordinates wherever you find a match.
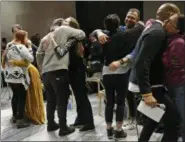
[54,17,95,132]
[98,9,144,130]
[91,14,144,140]
[122,3,181,142]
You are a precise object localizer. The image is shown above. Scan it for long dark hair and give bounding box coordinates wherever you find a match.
[104,14,120,33]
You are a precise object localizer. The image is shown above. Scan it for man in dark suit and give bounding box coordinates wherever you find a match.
[122,3,181,142]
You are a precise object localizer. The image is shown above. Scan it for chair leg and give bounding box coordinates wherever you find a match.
[98,82,103,116]
[98,93,102,116]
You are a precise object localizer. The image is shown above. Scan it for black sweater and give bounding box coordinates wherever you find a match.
[93,23,144,66]
[131,21,167,94]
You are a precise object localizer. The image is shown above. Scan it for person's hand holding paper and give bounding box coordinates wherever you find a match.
[142,92,158,108]
[137,100,165,123]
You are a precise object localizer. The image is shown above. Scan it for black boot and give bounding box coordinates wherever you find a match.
[107,127,115,139]
[79,124,95,132]
[59,126,75,136]
[70,122,84,128]
[114,129,127,140]
[70,117,84,128]
[47,121,59,132]
[10,116,16,124]
[16,119,30,129]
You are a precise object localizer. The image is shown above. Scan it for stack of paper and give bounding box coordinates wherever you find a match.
[137,100,165,122]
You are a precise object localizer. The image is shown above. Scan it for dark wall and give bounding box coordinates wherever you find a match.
[76,1,143,35]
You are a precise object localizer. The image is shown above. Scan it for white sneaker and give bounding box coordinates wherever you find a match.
[122,120,136,130]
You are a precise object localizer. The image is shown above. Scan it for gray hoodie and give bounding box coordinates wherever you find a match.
[36,25,85,74]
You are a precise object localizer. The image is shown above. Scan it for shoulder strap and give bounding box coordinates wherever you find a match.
[50,34,58,47]
[50,33,64,47]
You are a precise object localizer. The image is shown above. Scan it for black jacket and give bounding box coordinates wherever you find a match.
[130,21,167,94]
[92,23,144,66]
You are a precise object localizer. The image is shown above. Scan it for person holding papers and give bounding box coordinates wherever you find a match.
[129,3,181,142]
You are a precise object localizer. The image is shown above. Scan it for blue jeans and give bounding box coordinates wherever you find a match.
[168,84,185,141]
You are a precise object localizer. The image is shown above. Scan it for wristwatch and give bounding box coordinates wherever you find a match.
[119,59,124,65]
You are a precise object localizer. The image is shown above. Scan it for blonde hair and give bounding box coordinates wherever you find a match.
[68,17,80,29]
[68,17,83,57]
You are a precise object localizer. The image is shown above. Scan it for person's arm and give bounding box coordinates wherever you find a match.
[90,29,104,38]
[1,50,7,69]
[10,40,34,67]
[109,22,144,70]
[90,29,109,44]
[118,22,145,64]
[135,30,165,95]
[54,38,77,59]
[1,42,12,68]
[59,25,86,41]
[52,26,86,59]
[36,38,46,72]
[116,22,144,65]
[9,60,29,67]
[123,48,137,63]
[26,40,32,49]
[120,21,144,44]
[109,48,135,71]
[18,45,34,63]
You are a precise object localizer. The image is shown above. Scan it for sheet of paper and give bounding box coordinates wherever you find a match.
[128,82,140,93]
[137,100,165,122]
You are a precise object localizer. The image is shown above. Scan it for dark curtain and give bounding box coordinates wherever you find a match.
[76,1,143,36]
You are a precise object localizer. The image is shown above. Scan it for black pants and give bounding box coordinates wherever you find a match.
[103,72,129,123]
[9,83,27,119]
[69,65,94,125]
[138,87,181,142]
[42,69,70,129]
[127,91,137,119]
